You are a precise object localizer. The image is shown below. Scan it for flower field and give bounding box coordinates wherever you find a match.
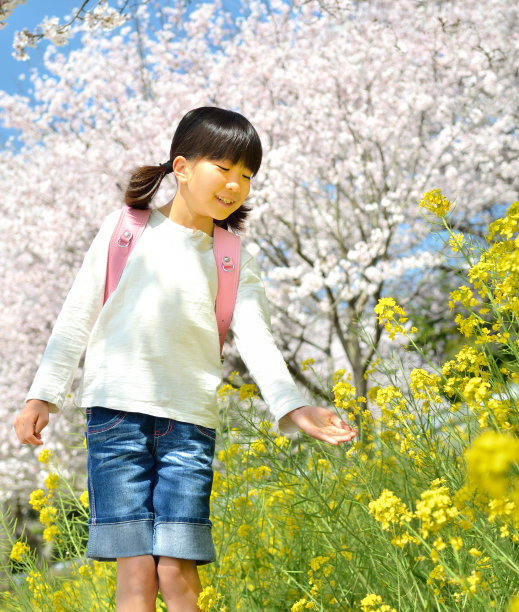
[1,195,519,611]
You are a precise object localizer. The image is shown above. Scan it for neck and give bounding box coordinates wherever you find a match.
[160,196,214,236]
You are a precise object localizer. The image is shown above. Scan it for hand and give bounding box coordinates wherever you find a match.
[286,405,357,445]
[14,399,50,446]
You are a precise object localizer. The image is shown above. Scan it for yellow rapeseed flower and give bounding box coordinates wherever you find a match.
[364,358,380,380]
[368,489,412,530]
[360,593,397,612]
[274,436,289,449]
[79,490,89,508]
[414,481,458,539]
[433,537,447,551]
[78,565,92,578]
[465,430,519,500]
[333,375,359,412]
[309,555,330,572]
[450,536,463,551]
[229,370,240,383]
[374,297,417,339]
[259,420,272,433]
[449,232,465,252]
[449,285,478,310]
[333,368,346,383]
[486,202,519,241]
[410,369,442,409]
[249,439,266,456]
[301,358,316,371]
[25,570,46,602]
[28,489,47,511]
[10,541,30,562]
[454,313,479,338]
[237,524,252,538]
[39,505,58,526]
[38,449,52,464]
[419,189,452,217]
[291,599,308,612]
[197,585,223,611]
[44,473,59,491]
[218,384,236,399]
[43,525,60,543]
[253,465,271,479]
[239,384,258,400]
[460,377,492,406]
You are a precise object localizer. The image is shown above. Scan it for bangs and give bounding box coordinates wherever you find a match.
[204,120,263,176]
[171,107,263,176]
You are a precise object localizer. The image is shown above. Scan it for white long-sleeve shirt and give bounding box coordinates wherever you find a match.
[26,209,306,432]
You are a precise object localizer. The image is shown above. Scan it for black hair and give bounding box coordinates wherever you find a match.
[124,107,263,233]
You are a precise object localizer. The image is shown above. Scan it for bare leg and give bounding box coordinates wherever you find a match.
[116,555,159,612]
[157,557,202,612]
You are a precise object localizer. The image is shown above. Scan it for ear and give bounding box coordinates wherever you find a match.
[173,156,190,184]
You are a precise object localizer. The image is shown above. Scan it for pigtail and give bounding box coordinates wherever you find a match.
[215,204,252,234]
[124,164,170,210]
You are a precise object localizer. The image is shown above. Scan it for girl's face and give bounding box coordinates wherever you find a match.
[180,157,252,223]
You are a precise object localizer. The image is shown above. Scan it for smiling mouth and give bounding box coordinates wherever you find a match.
[216,195,236,205]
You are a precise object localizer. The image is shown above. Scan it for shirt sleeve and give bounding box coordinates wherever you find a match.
[25,210,120,411]
[230,248,308,433]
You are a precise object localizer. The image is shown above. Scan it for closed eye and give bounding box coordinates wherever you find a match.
[217,164,251,180]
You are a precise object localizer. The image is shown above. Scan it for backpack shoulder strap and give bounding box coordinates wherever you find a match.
[213,225,241,359]
[104,206,151,304]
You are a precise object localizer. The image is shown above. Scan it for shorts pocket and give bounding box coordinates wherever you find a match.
[87,406,127,434]
[195,424,217,440]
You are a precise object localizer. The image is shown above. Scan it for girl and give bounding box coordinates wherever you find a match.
[14,107,356,611]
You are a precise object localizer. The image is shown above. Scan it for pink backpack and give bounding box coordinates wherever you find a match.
[104,206,241,359]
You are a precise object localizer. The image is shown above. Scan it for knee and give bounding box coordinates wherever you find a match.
[117,555,159,599]
[157,557,200,598]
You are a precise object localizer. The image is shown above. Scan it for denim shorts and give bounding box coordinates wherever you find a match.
[85,406,216,564]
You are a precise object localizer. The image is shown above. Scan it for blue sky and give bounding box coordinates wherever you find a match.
[0,1,83,143]
[0,1,210,144]
[0,0,77,95]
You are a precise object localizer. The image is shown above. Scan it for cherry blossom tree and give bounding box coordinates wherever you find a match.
[1,0,518,502]
[1,0,131,60]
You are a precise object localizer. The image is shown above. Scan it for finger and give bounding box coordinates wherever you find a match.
[17,428,43,445]
[330,416,356,432]
[332,431,357,443]
[13,417,28,443]
[327,414,343,427]
[323,422,357,437]
[24,433,44,446]
[339,426,358,438]
[326,427,358,442]
[17,416,44,446]
[309,427,355,445]
[34,413,49,435]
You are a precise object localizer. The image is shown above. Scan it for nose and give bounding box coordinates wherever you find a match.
[226,180,240,192]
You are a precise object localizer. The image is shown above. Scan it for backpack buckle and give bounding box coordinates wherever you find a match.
[117,230,132,247]
[221,256,234,272]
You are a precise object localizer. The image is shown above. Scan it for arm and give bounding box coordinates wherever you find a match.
[15,210,119,444]
[231,251,357,444]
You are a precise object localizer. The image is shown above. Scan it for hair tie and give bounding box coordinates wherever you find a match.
[160,160,173,174]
